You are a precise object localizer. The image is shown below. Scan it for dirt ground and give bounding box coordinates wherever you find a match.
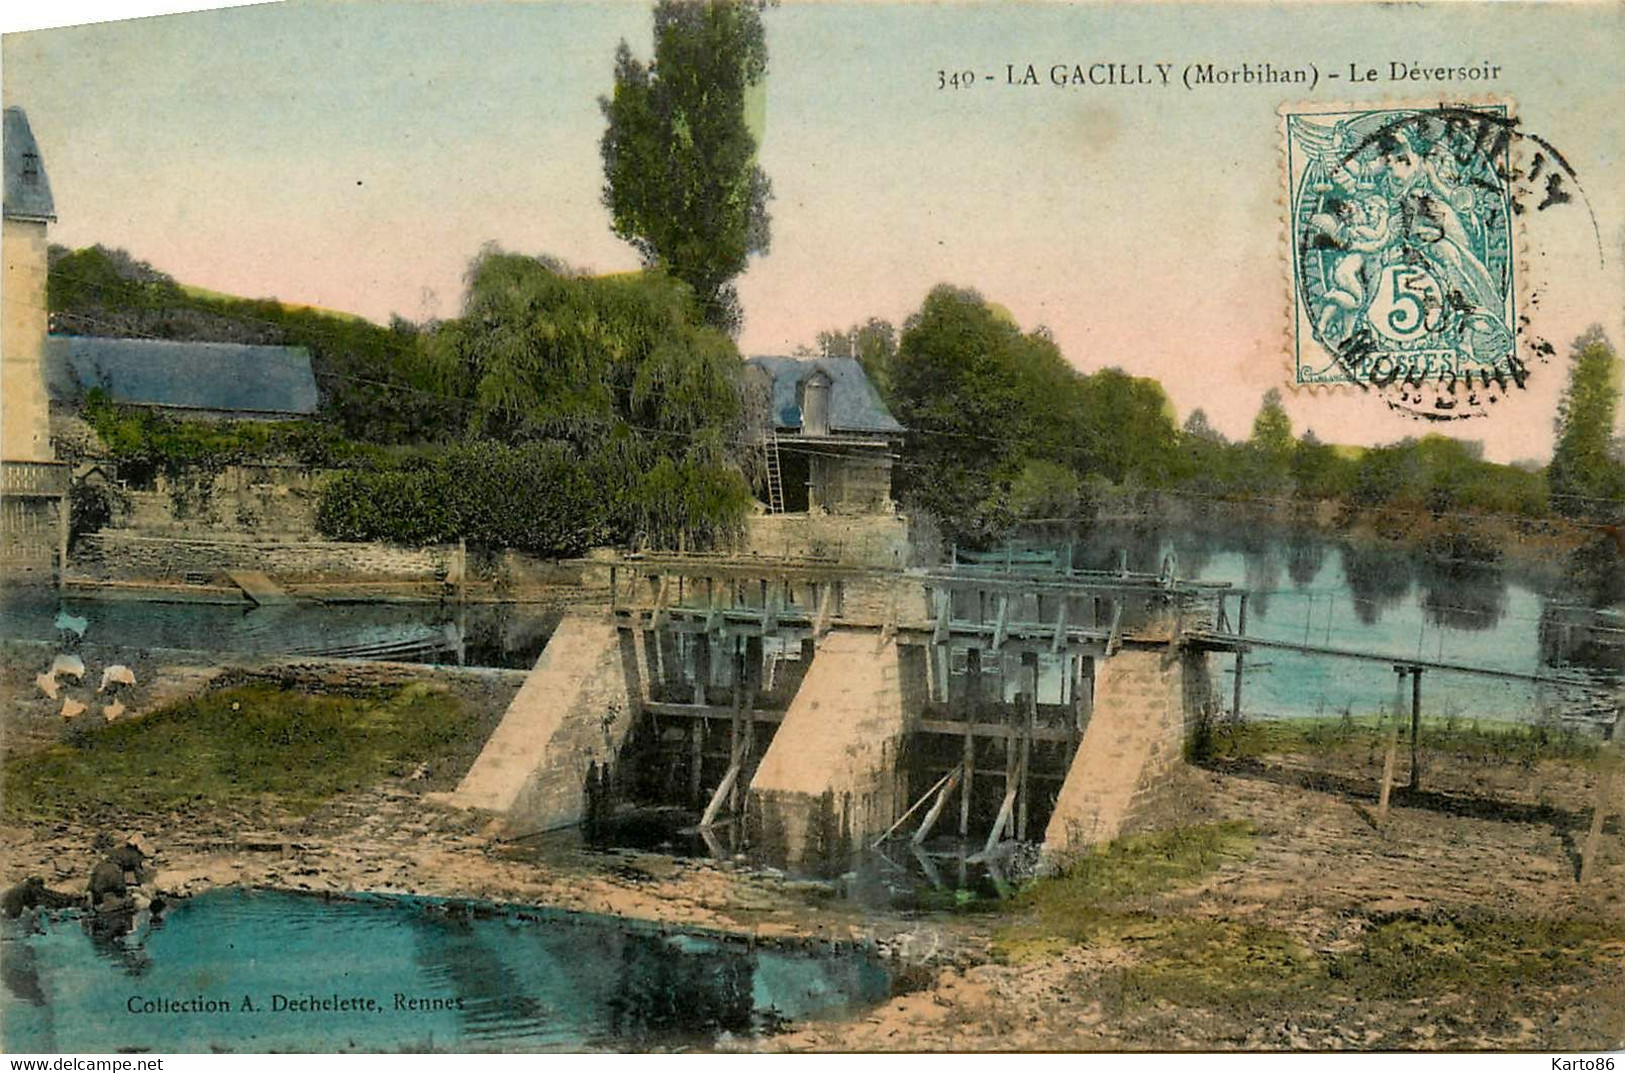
[3,648,1622,1053]
[768,753,1625,1052]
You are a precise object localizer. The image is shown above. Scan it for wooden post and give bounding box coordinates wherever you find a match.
[690,722,705,806]
[728,642,744,816]
[692,631,710,706]
[1408,667,1423,791]
[1018,651,1038,841]
[1579,755,1616,885]
[1377,725,1399,819]
[961,647,980,838]
[1230,593,1249,723]
[1003,724,1019,841]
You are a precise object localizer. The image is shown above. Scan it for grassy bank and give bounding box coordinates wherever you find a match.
[1190,712,1603,768]
[991,820,1625,1031]
[2,682,477,822]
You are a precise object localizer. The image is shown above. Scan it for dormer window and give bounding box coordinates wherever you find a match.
[20,151,39,185]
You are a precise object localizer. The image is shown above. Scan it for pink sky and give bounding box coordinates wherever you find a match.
[5,1,1621,462]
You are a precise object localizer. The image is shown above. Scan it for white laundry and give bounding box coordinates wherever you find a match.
[49,654,86,681]
[99,665,137,693]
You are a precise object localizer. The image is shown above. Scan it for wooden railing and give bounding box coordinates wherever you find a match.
[0,459,69,496]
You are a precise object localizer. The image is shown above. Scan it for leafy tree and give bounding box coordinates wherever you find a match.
[1548,326,1624,522]
[1182,408,1226,444]
[427,248,742,449]
[1008,459,1082,521]
[816,318,898,402]
[890,287,1044,543]
[599,0,772,332]
[1248,388,1295,492]
[1291,428,1353,501]
[1074,368,1179,484]
[1250,389,1294,456]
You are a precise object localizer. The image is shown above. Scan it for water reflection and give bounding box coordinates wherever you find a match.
[0,595,562,670]
[2,889,890,1053]
[1337,541,1414,626]
[1039,519,1620,725]
[1415,558,1508,632]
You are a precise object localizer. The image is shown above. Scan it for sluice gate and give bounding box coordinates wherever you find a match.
[450,554,1231,871]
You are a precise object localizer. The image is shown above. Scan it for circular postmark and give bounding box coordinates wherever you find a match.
[1284,101,1601,421]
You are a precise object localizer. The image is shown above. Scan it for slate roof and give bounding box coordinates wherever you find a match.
[745,355,904,436]
[3,108,55,222]
[45,335,320,416]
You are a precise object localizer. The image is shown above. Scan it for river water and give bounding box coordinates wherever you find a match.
[0,888,889,1053]
[0,596,559,670]
[1061,520,1621,727]
[3,523,1617,723]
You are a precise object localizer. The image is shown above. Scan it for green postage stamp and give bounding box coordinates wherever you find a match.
[1285,103,1520,410]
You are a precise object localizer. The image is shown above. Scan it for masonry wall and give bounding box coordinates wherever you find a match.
[3,217,53,463]
[110,464,324,537]
[745,631,918,871]
[1042,642,1216,862]
[70,531,453,584]
[736,511,911,568]
[447,613,642,836]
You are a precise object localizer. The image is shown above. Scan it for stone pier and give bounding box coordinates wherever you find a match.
[447,612,641,837]
[745,630,916,869]
[1042,645,1213,859]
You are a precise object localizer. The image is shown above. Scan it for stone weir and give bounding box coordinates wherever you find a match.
[447,555,1228,872]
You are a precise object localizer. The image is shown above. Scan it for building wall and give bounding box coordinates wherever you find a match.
[808,452,893,515]
[2,217,52,463]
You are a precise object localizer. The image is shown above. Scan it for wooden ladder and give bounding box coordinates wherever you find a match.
[764,430,786,514]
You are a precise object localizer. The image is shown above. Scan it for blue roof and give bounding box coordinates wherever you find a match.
[4,108,56,222]
[745,355,903,436]
[46,335,320,416]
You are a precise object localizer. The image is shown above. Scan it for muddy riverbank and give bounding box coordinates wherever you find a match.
[3,651,1621,1051]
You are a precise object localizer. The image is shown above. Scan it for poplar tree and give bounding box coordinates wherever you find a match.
[1548,326,1624,521]
[599,0,773,334]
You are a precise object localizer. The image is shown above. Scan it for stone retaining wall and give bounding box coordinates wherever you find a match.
[70,531,452,584]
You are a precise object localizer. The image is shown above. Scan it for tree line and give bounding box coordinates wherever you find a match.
[817,285,1623,546]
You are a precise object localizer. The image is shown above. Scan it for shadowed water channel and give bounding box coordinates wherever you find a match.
[0,888,890,1052]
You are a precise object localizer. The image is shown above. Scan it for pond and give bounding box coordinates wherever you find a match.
[1,888,890,1053]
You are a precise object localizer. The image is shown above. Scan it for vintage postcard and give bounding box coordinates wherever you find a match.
[2,0,1622,1058]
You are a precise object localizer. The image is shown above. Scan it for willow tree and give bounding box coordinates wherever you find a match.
[423,249,753,548]
[599,0,772,333]
[428,248,743,447]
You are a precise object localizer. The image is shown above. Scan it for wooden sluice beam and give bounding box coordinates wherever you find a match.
[915,718,1073,742]
[614,604,1119,650]
[871,766,961,848]
[700,761,741,828]
[911,767,963,845]
[813,583,835,640]
[645,701,786,724]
